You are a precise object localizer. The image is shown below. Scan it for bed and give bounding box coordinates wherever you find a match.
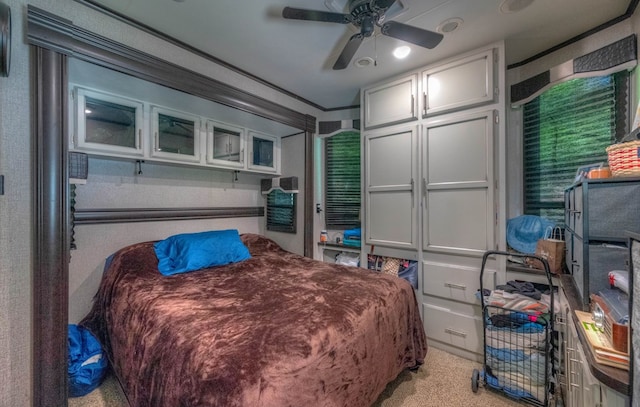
[81,232,427,407]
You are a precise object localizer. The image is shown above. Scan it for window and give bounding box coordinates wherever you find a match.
[523,72,629,224]
[266,190,296,233]
[325,131,361,229]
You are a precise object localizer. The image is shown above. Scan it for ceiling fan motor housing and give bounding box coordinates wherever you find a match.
[349,0,384,26]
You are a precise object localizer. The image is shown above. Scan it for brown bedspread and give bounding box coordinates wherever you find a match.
[82,233,427,407]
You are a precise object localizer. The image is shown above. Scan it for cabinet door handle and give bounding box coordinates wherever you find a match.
[154,131,159,151]
[137,129,142,150]
[444,282,466,290]
[411,95,415,117]
[444,328,467,338]
[240,148,244,163]
[423,93,427,115]
[410,178,414,208]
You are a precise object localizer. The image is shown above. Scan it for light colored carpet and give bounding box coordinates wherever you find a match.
[69,347,528,407]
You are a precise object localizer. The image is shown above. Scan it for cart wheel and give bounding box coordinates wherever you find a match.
[471,369,480,393]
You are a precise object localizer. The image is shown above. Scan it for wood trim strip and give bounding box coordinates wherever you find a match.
[27,5,316,133]
[304,128,314,257]
[74,207,264,225]
[32,46,69,407]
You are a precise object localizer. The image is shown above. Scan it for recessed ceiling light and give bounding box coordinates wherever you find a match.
[500,0,534,14]
[393,46,411,59]
[436,17,463,34]
[354,57,375,68]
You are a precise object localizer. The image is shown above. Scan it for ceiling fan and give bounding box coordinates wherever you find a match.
[282,0,444,70]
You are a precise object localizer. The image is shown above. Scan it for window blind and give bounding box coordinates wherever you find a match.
[266,190,296,233]
[523,72,629,224]
[325,131,361,229]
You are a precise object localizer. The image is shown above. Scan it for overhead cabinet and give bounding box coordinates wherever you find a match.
[363,74,418,129]
[150,106,201,163]
[248,131,279,173]
[70,86,280,175]
[422,48,495,117]
[207,120,245,169]
[73,87,144,157]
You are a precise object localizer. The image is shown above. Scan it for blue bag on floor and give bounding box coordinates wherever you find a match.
[68,324,108,397]
[398,260,418,289]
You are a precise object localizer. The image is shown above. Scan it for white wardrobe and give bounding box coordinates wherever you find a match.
[361,44,506,361]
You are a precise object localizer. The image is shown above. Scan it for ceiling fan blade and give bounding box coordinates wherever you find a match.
[381,20,443,49]
[282,7,350,24]
[333,33,364,70]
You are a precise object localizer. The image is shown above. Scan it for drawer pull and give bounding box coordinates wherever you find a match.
[444,282,466,290]
[444,328,467,338]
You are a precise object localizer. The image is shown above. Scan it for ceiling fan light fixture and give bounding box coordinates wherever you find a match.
[393,45,411,59]
[436,17,463,34]
[499,0,535,14]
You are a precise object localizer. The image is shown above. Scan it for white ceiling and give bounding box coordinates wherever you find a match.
[87,0,632,110]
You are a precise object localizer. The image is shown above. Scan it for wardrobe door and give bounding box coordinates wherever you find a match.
[422,111,495,255]
[364,125,419,250]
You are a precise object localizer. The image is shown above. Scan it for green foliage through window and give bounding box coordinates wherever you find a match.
[325,131,361,229]
[523,72,628,224]
[266,190,296,233]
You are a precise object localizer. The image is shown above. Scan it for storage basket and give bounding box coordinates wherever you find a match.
[606,140,640,177]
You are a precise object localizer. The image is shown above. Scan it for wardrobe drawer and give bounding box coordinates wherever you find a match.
[423,302,483,354]
[422,260,495,305]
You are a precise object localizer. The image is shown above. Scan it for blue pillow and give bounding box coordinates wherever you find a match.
[154,229,251,276]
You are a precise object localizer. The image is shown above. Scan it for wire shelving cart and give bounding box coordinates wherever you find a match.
[472,250,556,406]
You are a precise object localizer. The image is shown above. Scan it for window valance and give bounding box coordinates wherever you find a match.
[511,34,637,107]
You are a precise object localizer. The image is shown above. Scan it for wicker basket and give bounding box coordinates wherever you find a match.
[606,140,640,177]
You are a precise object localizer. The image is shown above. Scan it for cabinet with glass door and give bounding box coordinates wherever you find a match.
[206,120,245,169]
[150,106,201,164]
[248,130,279,173]
[72,87,144,157]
